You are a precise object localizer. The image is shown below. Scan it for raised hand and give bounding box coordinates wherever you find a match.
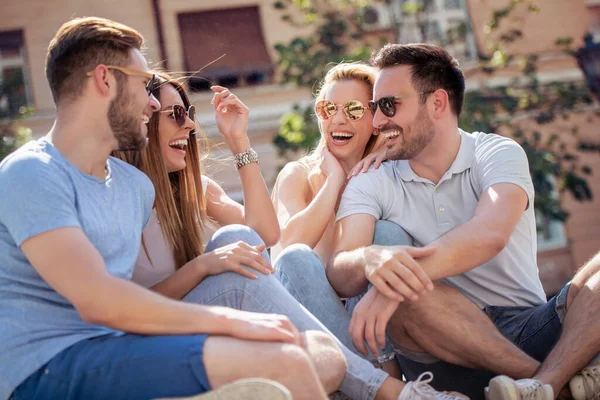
[319,145,346,188]
[211,85,250,153]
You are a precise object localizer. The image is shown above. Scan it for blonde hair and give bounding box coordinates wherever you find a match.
[113,71,209,269]
[300,62,382,174]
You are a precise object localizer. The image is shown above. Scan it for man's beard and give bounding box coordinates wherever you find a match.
[108,88,148,151]
[385,106,435,161]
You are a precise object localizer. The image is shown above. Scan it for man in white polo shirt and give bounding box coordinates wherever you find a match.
[327,43,600,400]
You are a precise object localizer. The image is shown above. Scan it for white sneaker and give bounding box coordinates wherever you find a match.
[398,372,469,400]
[570,359,600,400]
[154,378,292,400]
[487,375,553,400]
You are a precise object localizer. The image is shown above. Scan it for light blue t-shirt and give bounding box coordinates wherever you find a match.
[0,137,154,399]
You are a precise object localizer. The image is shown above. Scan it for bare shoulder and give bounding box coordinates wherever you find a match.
[274,161,311,194]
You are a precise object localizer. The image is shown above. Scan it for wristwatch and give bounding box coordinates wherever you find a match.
[234,148,259,170]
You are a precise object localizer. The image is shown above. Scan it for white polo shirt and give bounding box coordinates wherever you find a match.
[337,129,546,308]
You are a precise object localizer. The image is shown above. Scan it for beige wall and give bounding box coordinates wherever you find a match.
[2,0,161,114]
[158,0,312,74]
[467,0,591,57]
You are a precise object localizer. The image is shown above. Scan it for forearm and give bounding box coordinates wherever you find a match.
[238,162,280,247]
[421,217,507,281]
[81,274,234,336]
[326,248,370,298]
[149,258,208,300]
[279,178,340,250]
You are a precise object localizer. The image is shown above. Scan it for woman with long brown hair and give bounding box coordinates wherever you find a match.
[115,71,279,298]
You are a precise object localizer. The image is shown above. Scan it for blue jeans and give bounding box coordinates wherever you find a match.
[15,225,387,400]
[184,225,388,400]
[274,220,413,364]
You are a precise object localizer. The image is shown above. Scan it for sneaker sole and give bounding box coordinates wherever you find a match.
[488,376,519,400]
[154,378,292,400]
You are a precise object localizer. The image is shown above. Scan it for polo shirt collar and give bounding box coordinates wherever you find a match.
[396,129,476,183]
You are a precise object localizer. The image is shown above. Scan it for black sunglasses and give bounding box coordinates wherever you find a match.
[315,100,368,121]
[368,92,432,117]
[160,104,196,128]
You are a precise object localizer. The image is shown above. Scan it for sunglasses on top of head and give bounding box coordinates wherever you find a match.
[159,104,196,128]
[367,92,433,118]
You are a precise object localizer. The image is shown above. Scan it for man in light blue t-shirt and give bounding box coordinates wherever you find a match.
[324,43,600,400]
[0,17,343,400]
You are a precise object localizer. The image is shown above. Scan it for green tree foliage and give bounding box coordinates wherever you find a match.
[0,67,32,161]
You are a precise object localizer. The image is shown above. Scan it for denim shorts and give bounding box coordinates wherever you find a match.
[13,333,211,400]
[392,283,569,400]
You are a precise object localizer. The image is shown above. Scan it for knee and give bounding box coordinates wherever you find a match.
[274,244,324,277]
[273,343,319,380]
[373,220,413,246]
[206,224,264,252]
[302,331,346,393]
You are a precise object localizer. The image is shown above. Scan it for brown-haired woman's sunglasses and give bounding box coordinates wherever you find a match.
[315,100,368,121]
[159,104,196,128]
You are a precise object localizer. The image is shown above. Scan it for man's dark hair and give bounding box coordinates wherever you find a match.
[45,17,144,105]
[371,43,465,116]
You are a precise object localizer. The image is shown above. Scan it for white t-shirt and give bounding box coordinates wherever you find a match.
[132,175,218,288]
[337,130,546,308]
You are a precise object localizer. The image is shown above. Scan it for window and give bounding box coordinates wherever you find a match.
[536,212,567,251]
[535,178,567,251]
[444,0,462,10]
[0,30,30,119]
[178,7,273,91]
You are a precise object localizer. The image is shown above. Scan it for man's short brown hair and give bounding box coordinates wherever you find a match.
[371,43,465,117]
[45,17,144,105]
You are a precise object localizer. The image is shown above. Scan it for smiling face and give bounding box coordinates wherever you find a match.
[318,79,375,163]
[108,48,159,151]
[156,84,196,173]
[372,65,436,161]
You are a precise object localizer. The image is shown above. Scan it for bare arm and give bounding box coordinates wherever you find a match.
[326,213,377,298]
[418,182,529,280]
[147,256,208,300]
[345,183,529,301]
[274,161,344,250]
[148,239,271,300]
[21,227,293,342]
[209,86,279,246]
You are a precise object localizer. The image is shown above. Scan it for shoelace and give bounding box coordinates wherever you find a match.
[519,381,545,400]
[582,367,600,399]
[410,372,461,400]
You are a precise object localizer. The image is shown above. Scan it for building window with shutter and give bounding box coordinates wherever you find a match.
[178,6,273,92]
[0,30,30,119]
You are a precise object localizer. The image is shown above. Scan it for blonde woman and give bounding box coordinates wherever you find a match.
[271,63,411,377]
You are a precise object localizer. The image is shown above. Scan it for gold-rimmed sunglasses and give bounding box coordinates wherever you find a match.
[86,65,159,95]
[315,100,369,121]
